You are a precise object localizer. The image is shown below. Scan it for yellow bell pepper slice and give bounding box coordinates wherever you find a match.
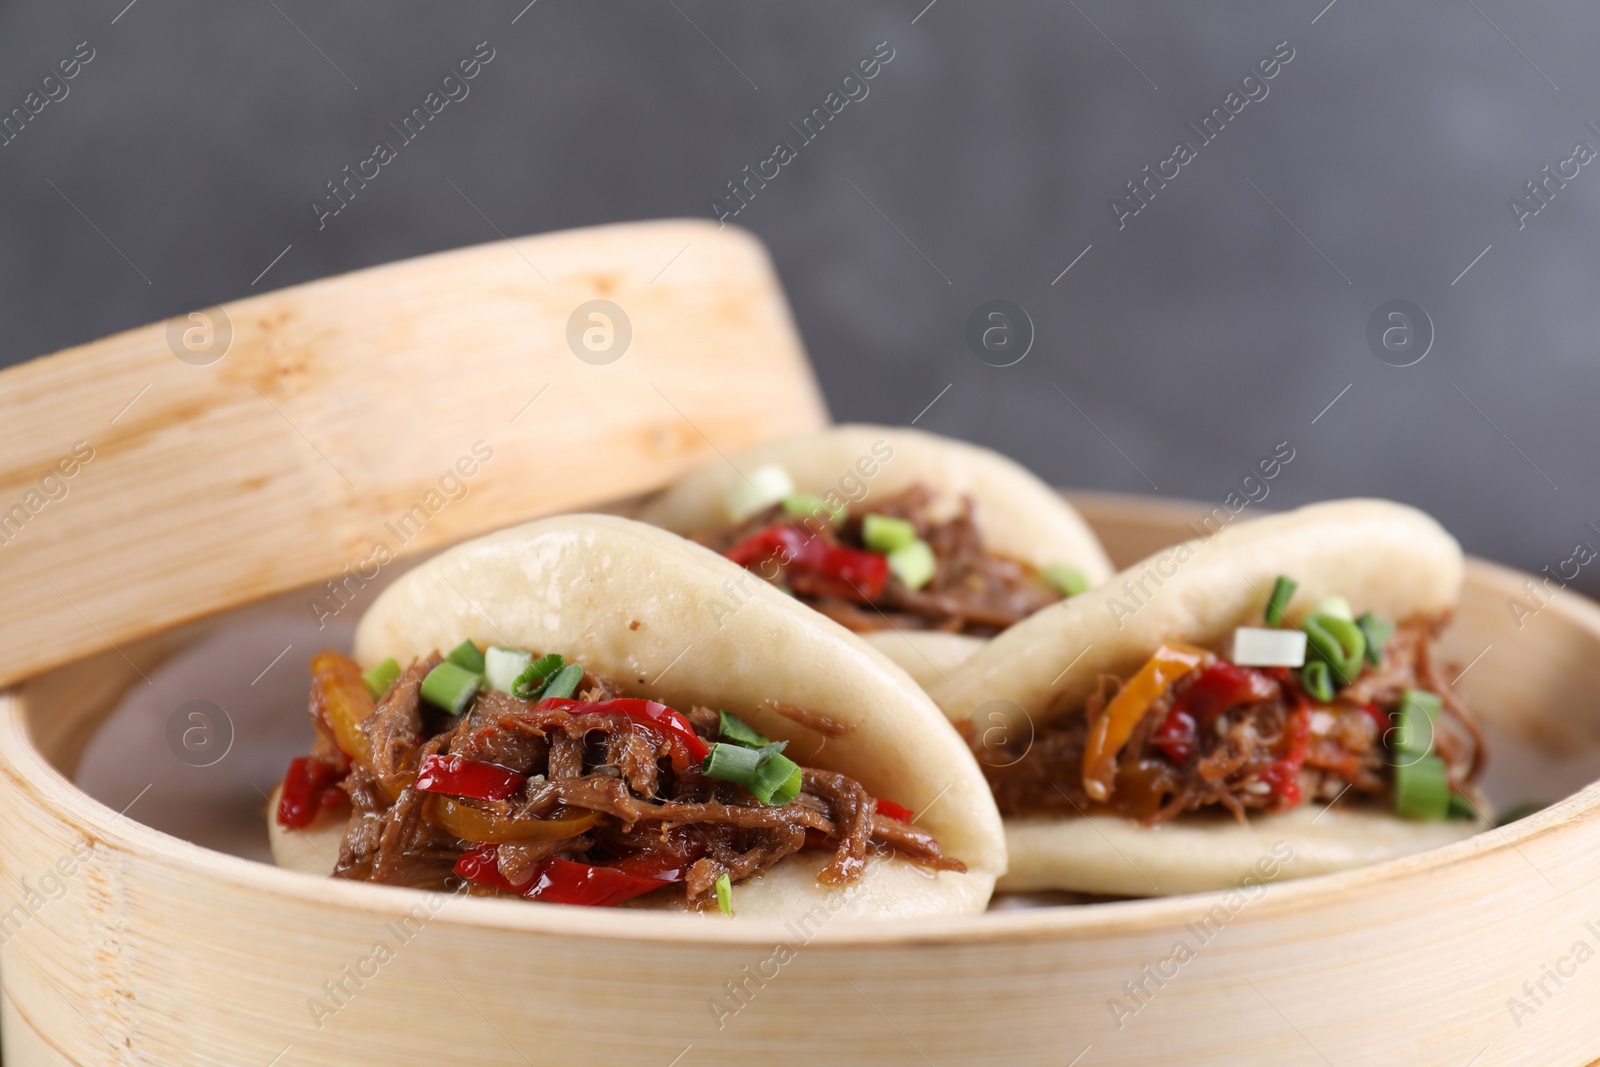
[1082,643,1209,802]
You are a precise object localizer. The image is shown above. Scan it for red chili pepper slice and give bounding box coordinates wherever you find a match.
[1150,707,1198,764]
[724,523,890,601]
[454,844,521,891]
[608,851,696,884]
[1261,699,1312,805]
[1152,662,1279,765]
[415,753,527,801]
[457,845,684,905]
[1178,661,1279,723]
[276,755,348,828]
[535,697,710,763]
[524,858,668,907]
[873,798,915,823]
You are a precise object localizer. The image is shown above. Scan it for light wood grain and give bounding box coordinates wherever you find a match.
[0,219,826,690]
[3,492,1600,1064]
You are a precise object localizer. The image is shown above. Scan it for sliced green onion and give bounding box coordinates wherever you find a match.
[1447,792,1479,822]
[1231,627,1307,668]
[862,513,917,554]
[714,871,733,915]
[1394,753,1450,820]
[362,657,401,699]
[1042,563,1089,598]
[783,493,845,524]
[701,741,770,780]
[701,741,803,806]
[718,709,769,748]
[1265,576,1298,627]
[445,639,486,673]
[726,464,795,523]
[1355,613,1394,666]
[540,663,586,701]
[755,753,804,807]
[1302,613,1366,687]
[512,653,565,700]
[420,661,482,716]
[1393,688,1441,756]
[484,647,533,695]
[1313,595,1353,621]
[1494,801,1548,828]
[1300,660,1334,702]
[887,539,937,591]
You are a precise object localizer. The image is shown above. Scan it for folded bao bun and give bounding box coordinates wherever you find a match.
[269,514,1005,918]
[637,424,1114,689]
[932,498,1487,897]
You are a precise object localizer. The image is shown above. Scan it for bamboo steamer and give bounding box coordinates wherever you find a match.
[1,230,1598,1065]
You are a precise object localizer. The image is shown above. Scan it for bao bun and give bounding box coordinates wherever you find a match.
[639,424,1113,689]
[270,514,1006,918]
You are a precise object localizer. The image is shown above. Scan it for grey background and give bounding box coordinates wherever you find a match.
[2,1,1595,590]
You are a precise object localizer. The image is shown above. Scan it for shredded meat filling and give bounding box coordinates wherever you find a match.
[980,615,1484,826]
[704,483,1065,636]
[319,654,963,905]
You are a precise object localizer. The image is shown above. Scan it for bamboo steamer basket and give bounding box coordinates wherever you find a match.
[1,226,1598,1066]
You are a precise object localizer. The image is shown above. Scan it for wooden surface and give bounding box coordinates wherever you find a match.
[2,492,1600,1064]
[0,218,826,690]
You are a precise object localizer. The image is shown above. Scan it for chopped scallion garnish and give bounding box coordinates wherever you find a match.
[484,647,533,695]
[1231,626,1307,667]
[540,663,586,701]
[1394,753,1450,820]
[783,493,845,524]
[887,539,937,591]
[701,741,803,806]
[1265,575,1297,627]
[362,657,401,699]
[512,653,565,700]
[446,640,485,674]
[420,661,482,716]
[1447,792,1478,821]
[1313,595,1353,621]
[1302,613,1366,687]
[1355,613,1393,666]
[715,871,733,915]
[1393,688,1441,757]
[1042,563,1089,598]
[718,709,769,748]
[1300,660,1334,702]
[726,464,795,523]
[862,513,917,554]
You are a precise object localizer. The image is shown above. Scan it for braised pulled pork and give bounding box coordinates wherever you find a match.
[980,616,1483,826]
[706,484,1065,636]
[300,651,961,907]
